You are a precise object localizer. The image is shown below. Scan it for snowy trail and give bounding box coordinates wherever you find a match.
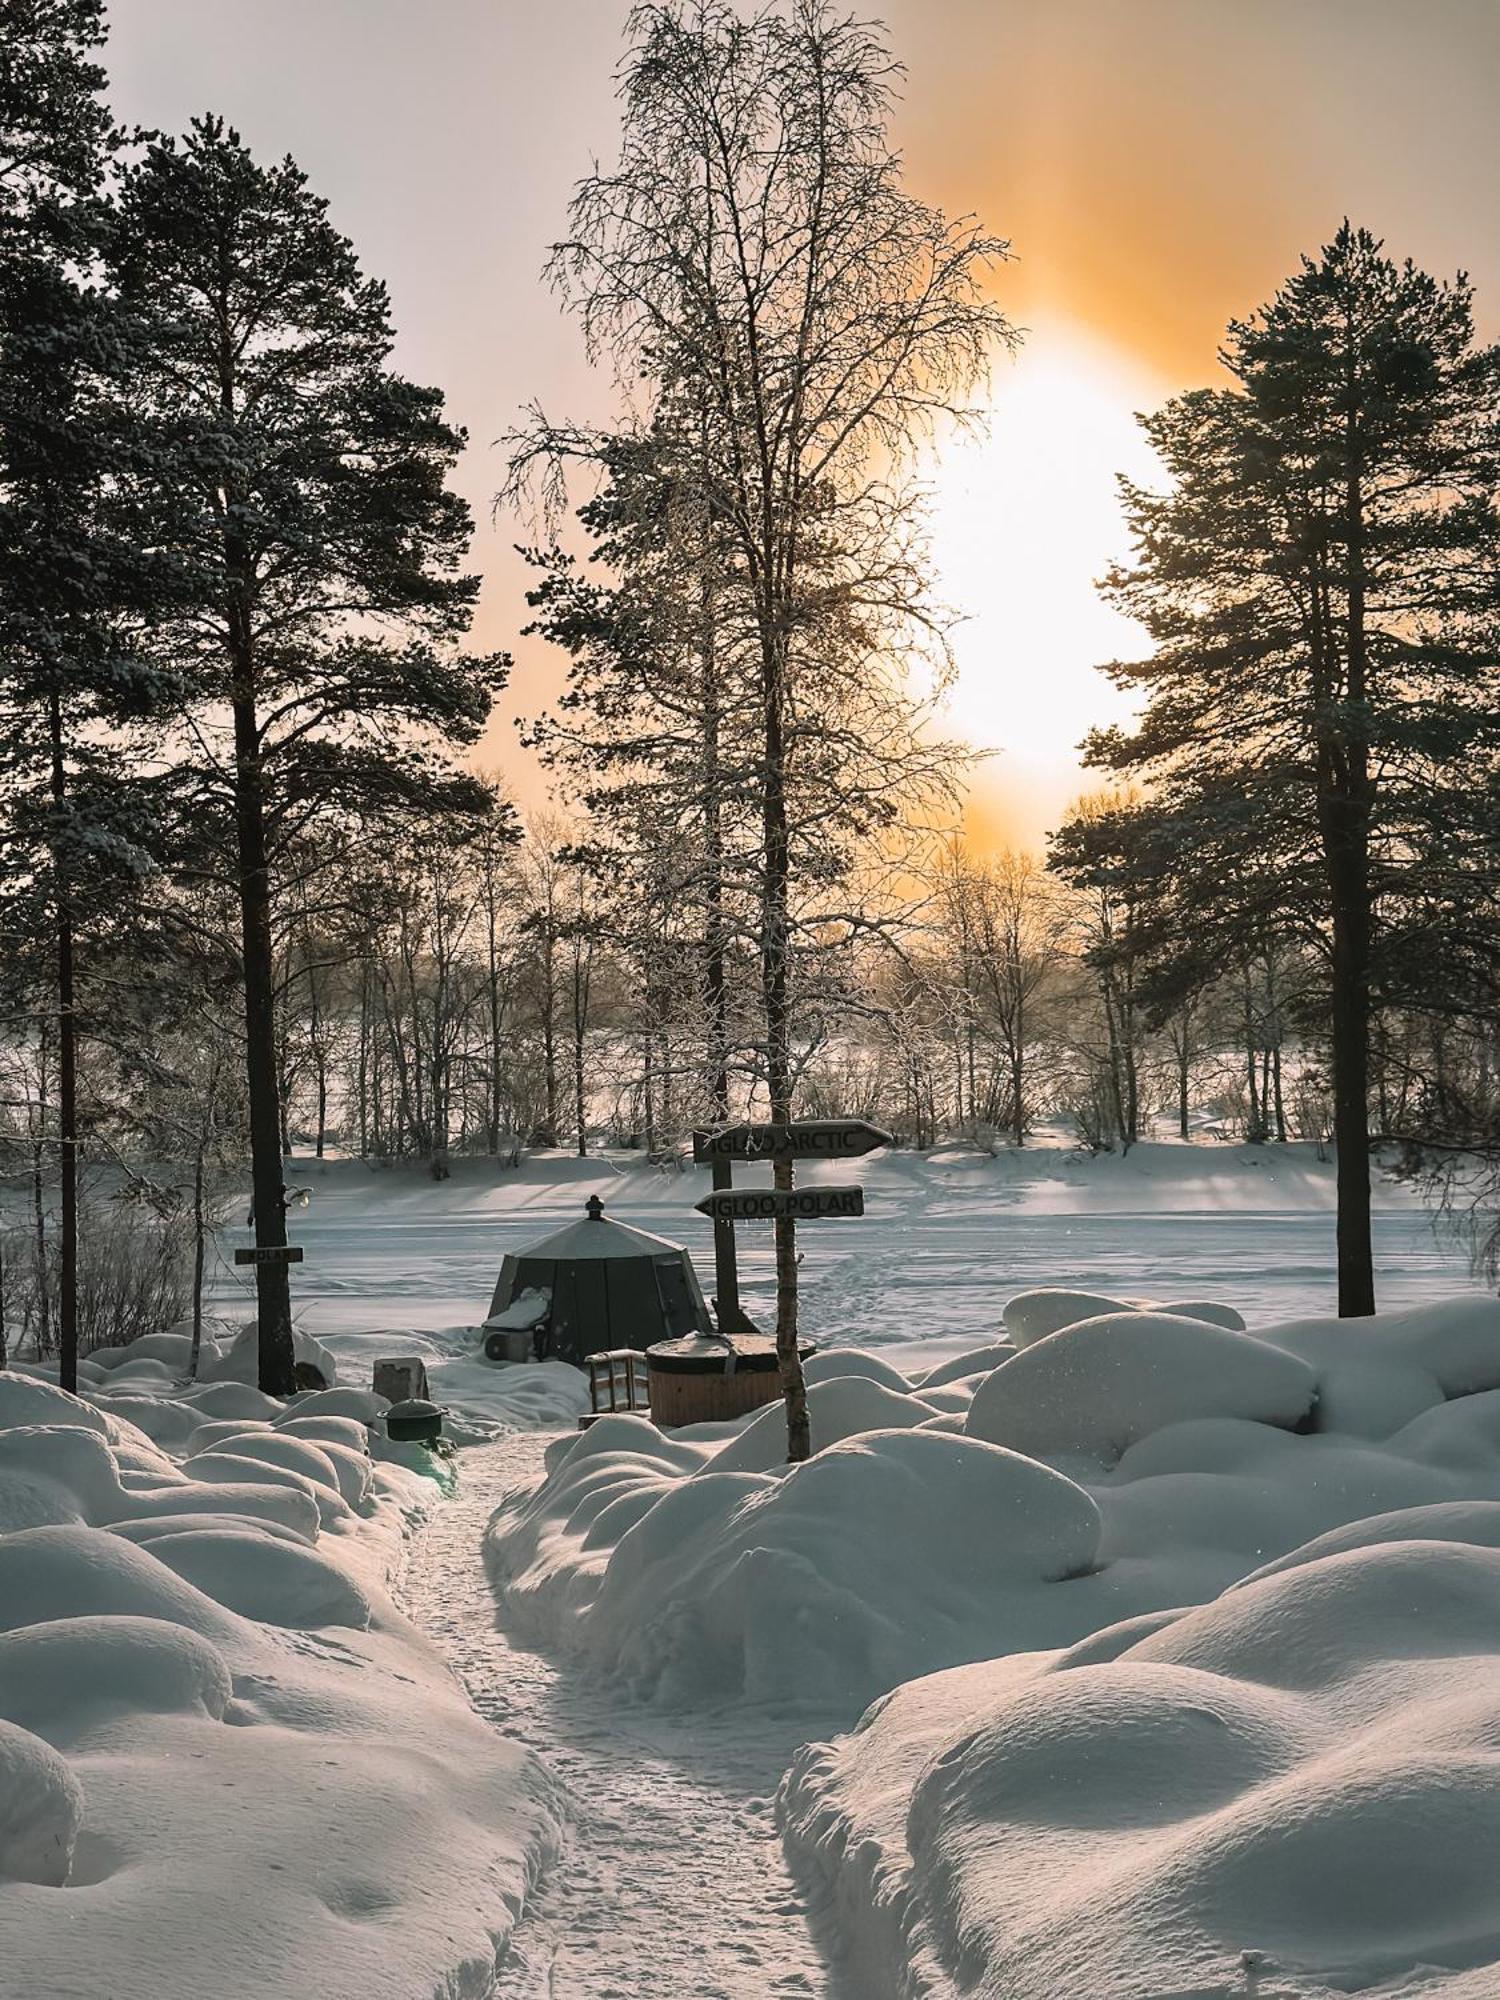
[401,1434,840,2000]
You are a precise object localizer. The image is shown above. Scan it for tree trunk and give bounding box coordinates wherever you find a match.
[760,616,809,1462]
[189,1134,207,1381]
[232,686,297,1395]
[1327,835,1374,1314]
[572,950,588,1158]
[1324,350,1376,1318]
[31,1021,50,1359]
[49,692,78,1395]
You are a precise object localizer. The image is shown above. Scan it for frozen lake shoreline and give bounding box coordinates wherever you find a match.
[207,1141,1482,1368]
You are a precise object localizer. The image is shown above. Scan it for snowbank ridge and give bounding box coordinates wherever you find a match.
[0,1349,558,2000]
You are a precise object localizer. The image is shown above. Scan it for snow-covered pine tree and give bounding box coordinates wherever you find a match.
[0,0,167,1389]
[109,118,509,1393]
[1072,225,1500,1315]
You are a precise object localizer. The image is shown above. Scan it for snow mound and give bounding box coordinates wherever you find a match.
[0,1357,558,2000]
[966,1310,1317,1466]
[180,1450,350,1529]
[801,1347,913,1393]
[200,1321,338,1390]
[0,1717,83,1885]
[1254,1295,1500,1438]
[916,1343,1016,1389]
[707,1375,937,1475]
[581,1428,1101,1710]
[783,1537,1500,1999]
[0,1616,232,1737]
[0,1525,243,1643]
[1003,1287,1135,1344]
[0,1373,110,1437]
[144,1529,372,1629]
[1003,1287,1245,1347]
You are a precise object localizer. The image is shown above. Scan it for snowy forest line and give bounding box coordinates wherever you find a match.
[5,1,1500,1407]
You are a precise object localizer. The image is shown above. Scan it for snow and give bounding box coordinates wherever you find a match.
[411,1433,833,1999]
[0,1349,559,2000]
[782,1536,1500,1999]
[965,1310,1319,1467]
[6,1144,1500,2000]
[203,1140,1479,1375]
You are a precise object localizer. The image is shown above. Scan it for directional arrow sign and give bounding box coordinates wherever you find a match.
[233,1245,305,1266]
[695,1184,865,1222]
[693,1119,893,1164]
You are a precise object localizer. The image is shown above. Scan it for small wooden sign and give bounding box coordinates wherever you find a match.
[693,1119,893,1163]
[233,1245,305,1266]
[695,1185,865,1222]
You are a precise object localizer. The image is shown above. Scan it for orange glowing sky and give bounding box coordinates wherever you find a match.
[107,0,1500,851]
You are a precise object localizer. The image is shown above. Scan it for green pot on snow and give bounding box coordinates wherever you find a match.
[384,1399,445,1445]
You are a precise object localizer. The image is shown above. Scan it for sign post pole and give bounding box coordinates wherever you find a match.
[692,1120,892,1335]
[710,1154,756,1333]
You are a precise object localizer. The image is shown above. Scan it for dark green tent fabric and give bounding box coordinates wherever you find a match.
[487,1199,712,1365]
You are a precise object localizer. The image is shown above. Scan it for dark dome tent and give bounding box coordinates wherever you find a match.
[486,1195,713,1366]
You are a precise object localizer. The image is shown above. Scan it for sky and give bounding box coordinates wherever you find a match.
[105,0,1500,852]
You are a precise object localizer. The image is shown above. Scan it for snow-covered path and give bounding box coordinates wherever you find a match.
[401,1435,837,2000]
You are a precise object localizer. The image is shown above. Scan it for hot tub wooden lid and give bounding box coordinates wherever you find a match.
[646,1334,816,1375]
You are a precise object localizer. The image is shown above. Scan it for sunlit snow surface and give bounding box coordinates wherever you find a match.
[6,1142,1498,2000]
[207,1141,1479,1389]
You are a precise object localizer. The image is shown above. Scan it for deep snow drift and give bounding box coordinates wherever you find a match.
[0,1356,559,2000]
[488,1288,1500,1998]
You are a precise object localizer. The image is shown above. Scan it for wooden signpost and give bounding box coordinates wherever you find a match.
[691,1119,892,1331]
[695,1184,865,1222]
[693,1119,891,1163]
[233,1245,304,1266]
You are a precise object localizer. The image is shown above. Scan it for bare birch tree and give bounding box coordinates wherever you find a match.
[507,0,1014,1457]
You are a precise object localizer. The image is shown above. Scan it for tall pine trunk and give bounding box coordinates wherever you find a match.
[1324,363,1376,1318]
[231,684,297,1394]
[48,692,78,1395]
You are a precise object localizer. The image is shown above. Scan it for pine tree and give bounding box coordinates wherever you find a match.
[110,118,508,1393]
[0,0,164,1390]
[1076,225,1500,1313]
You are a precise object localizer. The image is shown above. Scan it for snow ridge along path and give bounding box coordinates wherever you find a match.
[401,1433,839,2000]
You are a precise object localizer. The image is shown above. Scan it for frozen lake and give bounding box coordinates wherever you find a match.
[208,1141,1485,1371]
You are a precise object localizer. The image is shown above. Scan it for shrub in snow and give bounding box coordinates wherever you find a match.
[0,1718,84,1885]
[966,1311,1317,1468]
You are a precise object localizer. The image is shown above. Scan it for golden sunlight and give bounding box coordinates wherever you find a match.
[931,325,1168,849]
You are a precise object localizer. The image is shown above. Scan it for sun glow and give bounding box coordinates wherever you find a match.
[931,325,1169,850]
